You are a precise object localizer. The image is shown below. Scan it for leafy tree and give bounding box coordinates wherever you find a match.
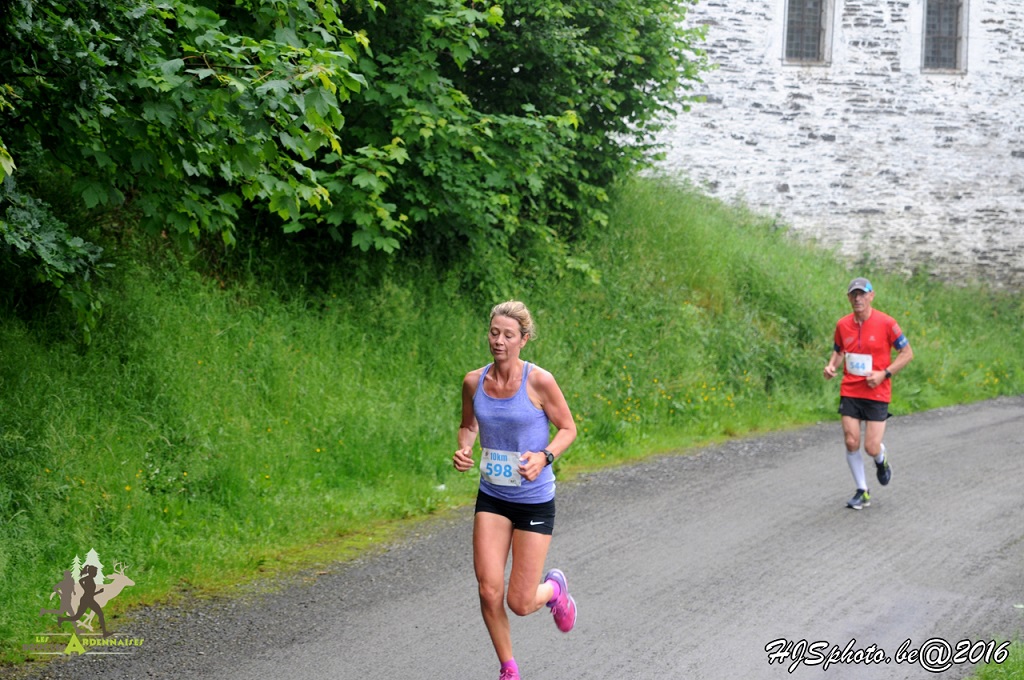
[0,177,105,343]
[0,0,708,333]
[453,0,708,221]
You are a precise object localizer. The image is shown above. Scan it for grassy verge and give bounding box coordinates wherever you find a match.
[968,641,1024,679]
[1,176,1022,664]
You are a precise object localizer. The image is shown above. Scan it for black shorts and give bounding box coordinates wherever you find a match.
[839,396,891,422]
[475,491,555,535]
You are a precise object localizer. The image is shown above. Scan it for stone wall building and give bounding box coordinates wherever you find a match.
[657,0,1024,289]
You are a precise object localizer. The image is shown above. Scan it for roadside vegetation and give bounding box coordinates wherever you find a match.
[1,177,1022,666]
[969,641,1024,679]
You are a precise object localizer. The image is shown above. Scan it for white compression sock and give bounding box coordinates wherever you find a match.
[875,443,886,465]
[847,449,868,490]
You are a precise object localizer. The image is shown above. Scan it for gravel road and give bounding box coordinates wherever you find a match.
[10,397,1024,680]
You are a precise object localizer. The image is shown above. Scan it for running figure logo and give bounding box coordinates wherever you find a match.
[39,549,135,638]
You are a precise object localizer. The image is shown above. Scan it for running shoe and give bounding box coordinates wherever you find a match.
[499,666,520,680]
[847,489,871,510]
[544,568,577,633]
[876,457,892,486]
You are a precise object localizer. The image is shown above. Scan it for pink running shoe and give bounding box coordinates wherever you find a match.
[544,568,577,633]
[499,666,520,680]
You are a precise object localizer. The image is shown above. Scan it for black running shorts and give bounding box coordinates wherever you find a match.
[475,490,555,535]
[839,396,891,422]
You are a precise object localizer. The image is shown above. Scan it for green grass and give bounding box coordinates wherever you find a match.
[1,176,1022,664]
[968,641,1024,679]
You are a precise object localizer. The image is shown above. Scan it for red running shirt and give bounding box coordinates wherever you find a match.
[832,310,909,403]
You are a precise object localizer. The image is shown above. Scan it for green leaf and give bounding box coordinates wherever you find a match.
[159,58,185,76]
[79,182,107,209]
[352,171,385,193]
[0,147,15,180]
[255,79,292,98]
[268,193,295,220]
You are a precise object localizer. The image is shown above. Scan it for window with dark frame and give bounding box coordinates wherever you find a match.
[924,0,964,70]
[785,0,826,62]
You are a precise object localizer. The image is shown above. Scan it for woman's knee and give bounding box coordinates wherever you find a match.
[506,588,541,617]
[478,580,504,609]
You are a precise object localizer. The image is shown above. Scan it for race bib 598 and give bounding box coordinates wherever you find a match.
[480,448,522,487]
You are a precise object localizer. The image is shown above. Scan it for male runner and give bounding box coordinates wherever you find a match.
[823,277,914,509]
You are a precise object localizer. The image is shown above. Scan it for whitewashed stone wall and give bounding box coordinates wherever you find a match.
[656,0,1024,289]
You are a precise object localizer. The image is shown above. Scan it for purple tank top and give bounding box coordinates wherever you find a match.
[474,362,555,503]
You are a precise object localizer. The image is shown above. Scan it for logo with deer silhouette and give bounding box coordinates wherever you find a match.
[40,549,135,638]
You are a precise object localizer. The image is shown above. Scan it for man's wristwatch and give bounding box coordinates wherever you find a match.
[884,369,892,379]
[543,449,556,466]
